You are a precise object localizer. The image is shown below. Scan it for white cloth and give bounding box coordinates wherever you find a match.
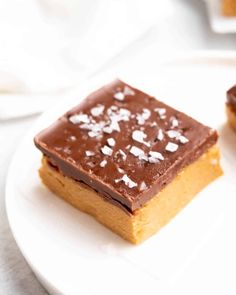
[0,0,164,120]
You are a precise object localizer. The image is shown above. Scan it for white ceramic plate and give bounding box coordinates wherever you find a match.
[204,0,236,33]
[6,52,236,295]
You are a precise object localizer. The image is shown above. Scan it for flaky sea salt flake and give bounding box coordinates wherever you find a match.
[148,157,159,164]
[123,86,135,96]
[121,174,137,188]
[151,122,157,127]
[69,135,76,141]
[178,135,189,144]
[101,145,113,156]
[140,181,147,191]
[132,130,150,146]
[118,108,131,121]
[100,159,107,167]
[88,131,99,138]
[69,113,90,124]
[91,104,105,117]
[118,167,125,174]
[130,146,145,157]
[167,130,181,139]
[85,150,95,157]
[149,151,164,160]
[142,108,151,120]
[155,108,166,117]
[118,149,127,160]
[114,91,125,101]
[132,130,146,141]
[157,129,164,141]
[139,154,149,162]
[170,117,179,128]
[165,142,179,152]
[103,120,120,134]
[136,108,151,125]
[107,138,116,147]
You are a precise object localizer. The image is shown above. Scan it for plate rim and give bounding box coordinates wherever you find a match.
[5,50,236,295]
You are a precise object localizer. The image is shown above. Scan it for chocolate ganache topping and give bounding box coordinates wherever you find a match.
[227,85,236,109]
[35,80,218,213]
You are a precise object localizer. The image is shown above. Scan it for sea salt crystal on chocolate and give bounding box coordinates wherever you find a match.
[166,130,189,144]
[80,120,106,138]
[91,104,105,117]
[149,151,164,160]
[63,147,71,154]
[107,138,116,147]
[148,157,159,164]
[103,126,112,134]
[87,162,95,168]
[118,167,125,173]
[69,113,90,124]
[113,86,134,102]
[114,91,125,101]
[157,129,164,141]
[142,108,151,119]
[136,114,145,125]
[170,117,179,128]
[155,108,166,116]
[108,107,131,122]
[165,142,179,152]
[110,119,121,131]
[88,131,99,138]
[103,120,120,134]
[130,146,145,157]
[100,159,107,167]
[178,135,189,144]
[155,108,166,120]
[140,181,147,191]
[136,108,151,125]
[85,150,95,157]
[69,135,76,142]
[121,174,137,188]
[101,145,113,156]
[132,130,150,147]
[151,122,157,127]
[117,108,131,121]
[167,130,181,139]
[123,85,135,96]
[132,130,146,142]
[139,154,149,162]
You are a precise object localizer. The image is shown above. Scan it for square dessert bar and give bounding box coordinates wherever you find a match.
[226,85,236,132]
[222,0,236,16]
[35,80,222,244]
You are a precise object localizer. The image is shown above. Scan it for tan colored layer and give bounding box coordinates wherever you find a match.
[39,145,222,244]
[222,0,236,16]
[226,104,236,132]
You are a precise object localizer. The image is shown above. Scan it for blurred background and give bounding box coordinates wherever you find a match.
[0,0,236,118]
[0,0,236,294]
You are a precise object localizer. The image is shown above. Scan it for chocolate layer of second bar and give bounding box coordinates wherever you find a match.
[227,85,236,109]
[34,80,218,212]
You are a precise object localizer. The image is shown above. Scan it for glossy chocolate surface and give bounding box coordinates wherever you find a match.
[227,85,236,109]
[35,80,218,212]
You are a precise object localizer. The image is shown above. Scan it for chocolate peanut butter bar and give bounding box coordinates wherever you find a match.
[34,80,222,244]
[226,85,236,132]
[222,0,236,16]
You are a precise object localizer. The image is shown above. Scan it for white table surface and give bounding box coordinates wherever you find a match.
[1,0,236,294]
